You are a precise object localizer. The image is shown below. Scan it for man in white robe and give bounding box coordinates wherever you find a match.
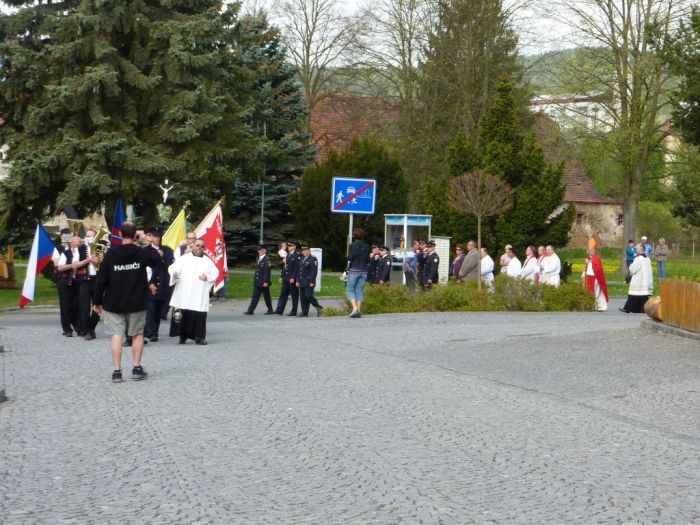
[540,245,561,287]
[520,246,539,282]
[169,240,219,345]
[506,248,522,277]
[480,248,495,287]
[620,245,653,313]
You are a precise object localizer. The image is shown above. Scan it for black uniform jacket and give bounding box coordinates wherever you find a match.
[297,255,318,288]
[374,255,392,284]
[424,251,440,283]
[254,254,272,287]
[286,251,301,283]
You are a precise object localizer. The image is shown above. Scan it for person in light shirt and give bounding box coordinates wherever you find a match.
[520,245,539,282]
[539,245,561,287]
[480,247,495,286]
[506,247,522,277]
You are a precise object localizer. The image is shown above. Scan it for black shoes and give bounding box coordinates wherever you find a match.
[179,338,186,344]
[287,312,298,316]
[618,307,629,313]
[63,331,73,337]
[316,306,323,317]
[264,310,275,315]
[148,337,158,342]
[298,313,308,317]
[84,331,95,341]
[132,366,148,380]
[243,311,253,315]
[195,339,208,345]
[112,370,123,383]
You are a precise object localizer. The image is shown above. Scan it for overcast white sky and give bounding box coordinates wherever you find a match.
[244,0,574,55]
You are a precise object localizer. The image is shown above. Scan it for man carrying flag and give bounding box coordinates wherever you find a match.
[19,224,57,309]
[193,201,226,294]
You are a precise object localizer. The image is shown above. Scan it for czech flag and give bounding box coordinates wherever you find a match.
[110,197,126,245]
[19,224,57,308]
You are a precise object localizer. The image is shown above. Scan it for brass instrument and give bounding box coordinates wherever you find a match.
[89,226,111,270]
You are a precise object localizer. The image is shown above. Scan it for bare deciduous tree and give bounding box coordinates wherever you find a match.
[543,0,691,270]
[272,0,363,130]
[448,171,514,289]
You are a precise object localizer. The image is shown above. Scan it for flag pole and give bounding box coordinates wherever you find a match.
[194,198,224,232]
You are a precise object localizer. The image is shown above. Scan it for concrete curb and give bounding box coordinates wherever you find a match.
[640,319,700,342]
[0,305,59,314]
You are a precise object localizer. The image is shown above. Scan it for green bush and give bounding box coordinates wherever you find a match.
[358,275,595,314]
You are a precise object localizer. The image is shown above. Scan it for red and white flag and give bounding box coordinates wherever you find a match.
[194,202,227,292]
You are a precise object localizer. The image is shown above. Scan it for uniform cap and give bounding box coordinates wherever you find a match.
[287,239,298,246]
[301,243,311,250]
[256,244,266,250]
[149,227,164,237]
[427,240,436,247]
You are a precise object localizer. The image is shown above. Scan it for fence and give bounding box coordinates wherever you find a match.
[659,278,700,333]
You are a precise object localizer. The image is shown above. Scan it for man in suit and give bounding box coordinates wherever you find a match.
[244,244,274,315]
[423,240,440,289]
[275,239,301,316]
[297,243,323,317]
[458,240,479,282]
[144,227,175,342]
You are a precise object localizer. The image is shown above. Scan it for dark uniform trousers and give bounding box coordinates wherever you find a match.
[276,252,301,314]
[249,286,273,312]
[59,282,79,334]
[78,279,100,335]
[299,287,321,315]
[145,298,169,339]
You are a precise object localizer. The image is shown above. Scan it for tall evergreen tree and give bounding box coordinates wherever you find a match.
[478,80,574,249]
[224,11,315,261]
[291,138,408,269]
[409,0,520,183]
[0,0,270,234]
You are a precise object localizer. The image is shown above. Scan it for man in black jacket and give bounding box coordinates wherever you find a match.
[93,221,163,383]
[144,227,175,342]
[244,244,274,315]
[374,245,392,284]
[275,239,301,316]
[297,243,323,317]
[423,240,440,289]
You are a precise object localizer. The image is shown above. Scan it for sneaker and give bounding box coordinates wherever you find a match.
[111,370,123,383]
[347,309,358,317]
[132,366,148,381]
[349,310,361,318]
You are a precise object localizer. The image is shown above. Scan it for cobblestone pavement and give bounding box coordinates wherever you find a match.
[1,301,699,524]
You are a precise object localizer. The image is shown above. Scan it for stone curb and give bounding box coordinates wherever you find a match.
[640,319,700,342]
[0,305,59,314]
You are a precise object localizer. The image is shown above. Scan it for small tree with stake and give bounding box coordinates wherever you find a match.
[448,171,514,290]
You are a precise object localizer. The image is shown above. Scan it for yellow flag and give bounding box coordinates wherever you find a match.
[162,208,187,250]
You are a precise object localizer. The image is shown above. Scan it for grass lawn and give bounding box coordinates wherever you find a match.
[3,251,697,307]
[0,266,349,308]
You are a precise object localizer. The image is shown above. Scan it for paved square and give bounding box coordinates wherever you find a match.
[1,302,699,524]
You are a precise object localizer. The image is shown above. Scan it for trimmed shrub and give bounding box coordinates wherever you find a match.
[357,276,595,314]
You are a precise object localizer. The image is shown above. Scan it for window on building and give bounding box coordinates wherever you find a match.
[576,213,584,225]
[617,214,624,226]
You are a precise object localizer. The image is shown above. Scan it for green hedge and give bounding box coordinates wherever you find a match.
[329,275,595,315]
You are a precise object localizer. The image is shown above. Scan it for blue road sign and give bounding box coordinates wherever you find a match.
[331,177,377,215]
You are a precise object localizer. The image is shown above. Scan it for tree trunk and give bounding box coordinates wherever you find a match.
[477,215,482,291]
[620,161,643,272]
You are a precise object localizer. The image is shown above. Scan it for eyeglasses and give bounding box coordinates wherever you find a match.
[194,243,205,248]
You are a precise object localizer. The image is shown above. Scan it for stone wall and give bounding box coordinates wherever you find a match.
[568,202,624,249]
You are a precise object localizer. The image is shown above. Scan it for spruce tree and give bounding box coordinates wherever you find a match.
[478,80,574,249]
[0,0,268,233]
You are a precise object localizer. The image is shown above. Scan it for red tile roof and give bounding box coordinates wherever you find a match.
[309,95,397,162]
[309,95,618,204]
[530,113,620,204]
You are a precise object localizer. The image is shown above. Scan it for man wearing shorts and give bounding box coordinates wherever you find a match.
[93,221,164,383]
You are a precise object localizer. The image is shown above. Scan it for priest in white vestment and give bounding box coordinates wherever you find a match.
[169,241,219,345]
[520,246,539,282]
[480,248,495,287]
[620,245,653,313]
[506,249,522,277]
[540,245,561,287]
